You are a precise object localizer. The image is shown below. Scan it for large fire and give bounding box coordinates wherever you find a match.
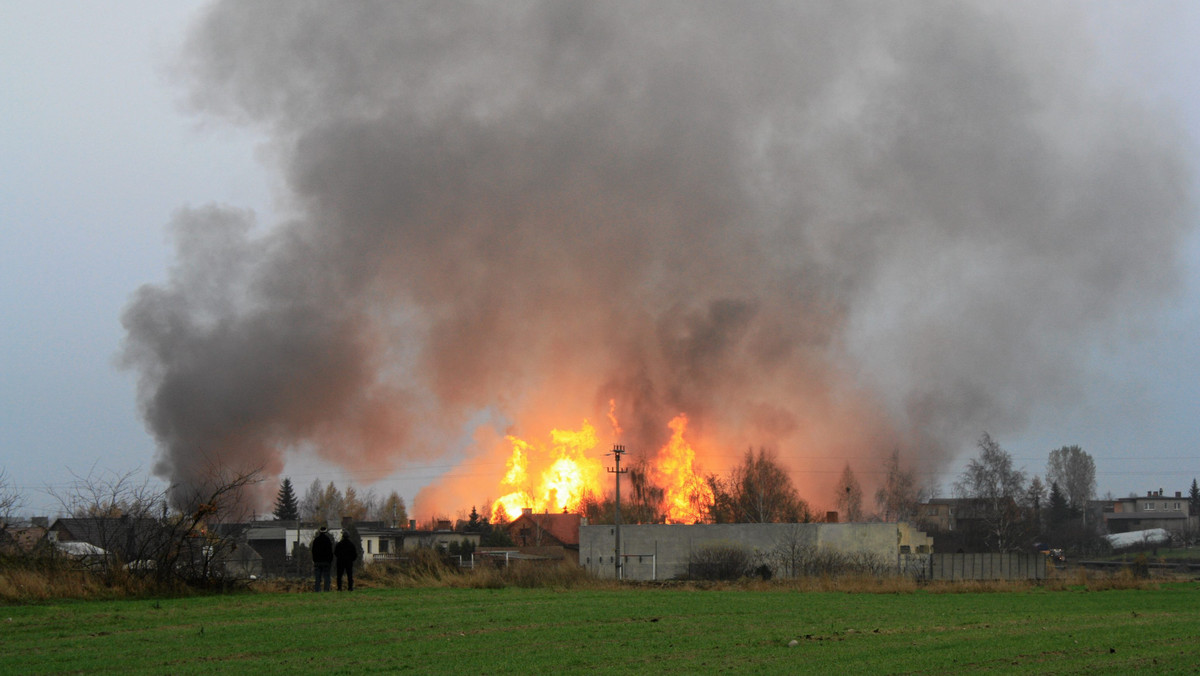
[651,414,714,523]
[488,411,712,524]
[491,421,606,522]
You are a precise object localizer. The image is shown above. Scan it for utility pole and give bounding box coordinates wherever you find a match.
[607,444,627,580]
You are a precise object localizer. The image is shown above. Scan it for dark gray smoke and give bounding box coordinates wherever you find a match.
[122,1,1194,510]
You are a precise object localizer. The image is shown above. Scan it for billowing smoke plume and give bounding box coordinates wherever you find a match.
[122,2,1193,510]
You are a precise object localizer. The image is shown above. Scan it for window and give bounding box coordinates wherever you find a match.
[1145,502,1156,511]
[1174,502,1182,511]
[366,540,371,554]
[379,540,389,554]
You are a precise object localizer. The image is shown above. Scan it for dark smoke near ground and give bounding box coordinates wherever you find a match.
[121,2,1194,511]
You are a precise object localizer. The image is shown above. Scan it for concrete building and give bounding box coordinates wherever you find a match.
[1103,490,1192,535]
[580,522,932,581]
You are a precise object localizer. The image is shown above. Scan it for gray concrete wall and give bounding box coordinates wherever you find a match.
[580,523,926,580]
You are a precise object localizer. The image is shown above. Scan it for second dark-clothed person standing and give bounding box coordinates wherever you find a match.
[334,531,358,591]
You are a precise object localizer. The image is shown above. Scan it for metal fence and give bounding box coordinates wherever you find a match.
[902,552,1046,581]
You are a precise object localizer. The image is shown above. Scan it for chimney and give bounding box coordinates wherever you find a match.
[521,507,532,516]
[408,519,416,530]
[1176,491,1182,499]
[826,511,839,523]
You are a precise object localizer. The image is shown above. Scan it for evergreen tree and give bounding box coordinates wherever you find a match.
[479,518,515,547]
[1190,479,1200,516]
[273,477,300,521]
[465,505,482,532]
[1047,481,1071,527]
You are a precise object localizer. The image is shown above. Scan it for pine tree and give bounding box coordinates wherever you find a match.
[273,477,300,521]
[1047,481,1071,527]
[1189,478,1200,516]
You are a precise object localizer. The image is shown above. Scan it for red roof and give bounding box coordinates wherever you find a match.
[505,512,581,546]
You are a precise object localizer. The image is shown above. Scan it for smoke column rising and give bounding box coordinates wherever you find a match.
[121,2,1194,510]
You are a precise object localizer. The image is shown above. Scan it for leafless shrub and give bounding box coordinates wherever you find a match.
[686,543,754,580]
[767,534,891,579]
[45,464,262,591]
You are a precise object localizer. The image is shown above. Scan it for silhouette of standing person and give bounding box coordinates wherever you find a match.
[311,525,334,592]
[334,530,358,591]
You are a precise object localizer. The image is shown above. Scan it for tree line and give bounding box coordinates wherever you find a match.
[271,477,408,527]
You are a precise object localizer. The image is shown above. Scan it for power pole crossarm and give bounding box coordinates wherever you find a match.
[607,444,628,580]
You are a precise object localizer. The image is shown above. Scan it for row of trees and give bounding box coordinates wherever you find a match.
[945,434,1101,552]
[578,446,926,527]
[569,433,1141,557]
[271,477,408,527]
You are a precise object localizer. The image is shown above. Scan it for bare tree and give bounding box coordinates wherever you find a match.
[299,478,322,521]
[703,474,735,523]
[875,449,921,522]
[161,466,263,583]
[316,481,345,524]
[342,485,366,520]
[728,447,810,523]
[1046,445,1096,516]
[767,524,815,577]
[378,491,407,527]
[625,460,666,524]
[0,467,23,526]
[1024,475,1047,533]
[955,433,1028,552]
[360,488,380,522]
[834,463,864,522]
[48,464,262,586]
[47,466,167,577]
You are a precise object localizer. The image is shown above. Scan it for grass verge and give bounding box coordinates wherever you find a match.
[3,581,1198,674]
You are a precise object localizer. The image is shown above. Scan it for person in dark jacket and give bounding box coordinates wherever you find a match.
[334,530,359,591]
[311,525,334,592]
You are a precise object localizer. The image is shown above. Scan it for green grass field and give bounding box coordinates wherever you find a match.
[3,583,1198,674]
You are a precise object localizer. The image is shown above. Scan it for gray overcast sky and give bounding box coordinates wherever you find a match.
[2,1,1199,516]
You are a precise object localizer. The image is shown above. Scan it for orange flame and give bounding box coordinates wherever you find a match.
[491,420,605,522]
[651,414,714,523]
[488,410,714,525]
[607,398,622,438]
